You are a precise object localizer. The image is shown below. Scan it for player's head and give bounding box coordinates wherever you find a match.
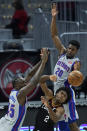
[66,40,80,58]
[55,87,71,104]
[12,1,24,10]
[12,76,25,90]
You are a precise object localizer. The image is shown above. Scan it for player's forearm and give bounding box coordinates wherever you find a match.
[40,75,50,83]
[31,61,46,86]
[40,75,53,98]
[47,105,59,123]
[25,60,41,82]
[19,60,46,96]
[51,16,65,52]
[69,122,80,131]
[40,83,53,99]
[51,16,58,38]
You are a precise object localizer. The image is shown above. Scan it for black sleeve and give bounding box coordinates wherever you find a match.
[5,19,20,29]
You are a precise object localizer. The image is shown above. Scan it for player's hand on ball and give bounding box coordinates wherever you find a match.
[50,75,57,82]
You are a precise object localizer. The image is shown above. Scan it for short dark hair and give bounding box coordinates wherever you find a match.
[56,87,71,104]
[68,40,80,50]
[12,1,24,10]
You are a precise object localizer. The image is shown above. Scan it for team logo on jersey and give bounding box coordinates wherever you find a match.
[0,58,39,100]
[68,61,72,64]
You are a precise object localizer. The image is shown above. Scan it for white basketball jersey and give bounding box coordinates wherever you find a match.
[54,54,80,94]
[4,89,27,131]
[54,54,79,121]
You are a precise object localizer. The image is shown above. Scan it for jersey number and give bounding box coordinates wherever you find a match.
[44,115,49,123]
[55,68,63,77]
[8,104,15,118]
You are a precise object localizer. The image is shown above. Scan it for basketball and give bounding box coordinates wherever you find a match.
[68,70,83,87]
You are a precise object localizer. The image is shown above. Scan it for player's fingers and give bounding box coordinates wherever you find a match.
[50,75,57,81]
[52,2,57,9]
[41,96,45,100]
[53,75,57,81]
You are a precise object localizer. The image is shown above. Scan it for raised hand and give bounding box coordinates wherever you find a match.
[41,96,49,108]
[51,3,58,17]
[40,48,49,64]
[50,75,57,82]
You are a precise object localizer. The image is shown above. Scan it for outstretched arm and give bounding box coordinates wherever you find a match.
[39,75,57,99]
[41,96,64,123]
[25,60,42,82]
[51,3,66,54]
[17,48,49,105]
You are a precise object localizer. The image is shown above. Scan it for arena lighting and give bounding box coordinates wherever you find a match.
[79,124,87,131]
[19,126,60,131]
[30,126,35,131]
[20,127,29,131]
[19,124,87,131]
[19,126,35,131]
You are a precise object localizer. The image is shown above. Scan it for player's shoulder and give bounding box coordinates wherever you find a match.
[58,53,66,59]
[72,57,80,63]
[74,56,80,61]
[11,89,18,93]
[56,106,65,114]
[10,89,19,96]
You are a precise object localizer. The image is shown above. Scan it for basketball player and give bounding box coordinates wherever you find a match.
[0,48,49,131]
[51,3,80,131]
[34,75,71,131]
